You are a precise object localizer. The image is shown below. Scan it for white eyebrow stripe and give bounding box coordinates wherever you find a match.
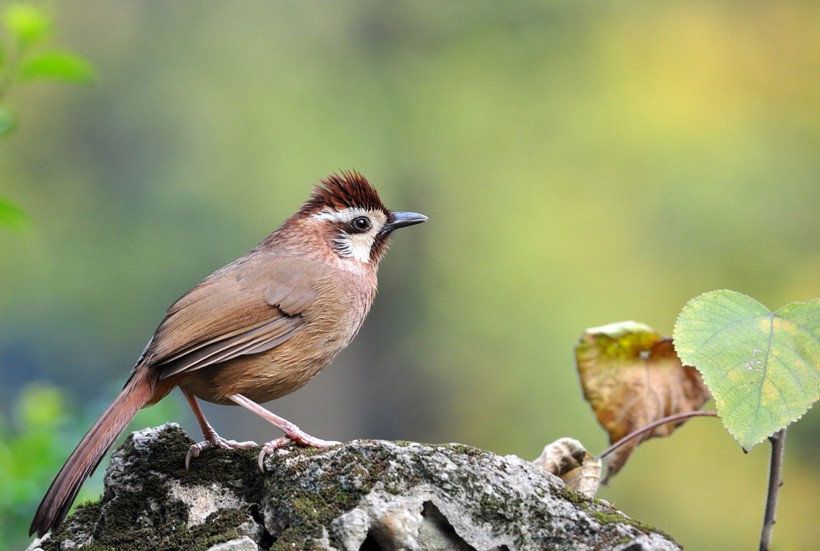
[311,207,373,224]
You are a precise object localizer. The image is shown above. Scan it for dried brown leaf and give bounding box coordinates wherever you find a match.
[561,455,602,498]
[575,321,710,481]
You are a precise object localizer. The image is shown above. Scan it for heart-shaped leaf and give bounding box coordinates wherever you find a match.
[674,290,819,450]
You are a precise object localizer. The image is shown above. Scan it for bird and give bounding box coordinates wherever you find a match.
[29,170,427,537]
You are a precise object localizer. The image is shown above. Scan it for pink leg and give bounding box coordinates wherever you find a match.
[228,393,340,471]
[182,389,257,469]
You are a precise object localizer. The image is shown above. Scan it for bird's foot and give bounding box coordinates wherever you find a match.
[257,430,341,471]
[224,394,341,471]
[186,434,257,469]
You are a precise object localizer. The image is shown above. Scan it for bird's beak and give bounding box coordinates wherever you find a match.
[383,211,428,233]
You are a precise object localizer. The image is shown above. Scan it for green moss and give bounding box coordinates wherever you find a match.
[553,482,673,543]
[43,428,677,549]
[588,510,669,539]
[41,500,112,550]
[474,492,524,526]
[261,450,378,548]
[41,426,264,550]
[555,485,592,507]
[190,509,247,546]
[440,443,483,457]
[40,501,107,550]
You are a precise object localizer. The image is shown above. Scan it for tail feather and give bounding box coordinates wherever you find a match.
[29,368,155,537]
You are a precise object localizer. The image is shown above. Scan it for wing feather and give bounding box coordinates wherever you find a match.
[143,252,325,379]
[157,316,302,379]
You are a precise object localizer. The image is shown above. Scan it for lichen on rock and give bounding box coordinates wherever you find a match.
[27,424,679,550]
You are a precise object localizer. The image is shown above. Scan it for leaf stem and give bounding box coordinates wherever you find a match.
[759,429,786,551]
[596,410,718,460]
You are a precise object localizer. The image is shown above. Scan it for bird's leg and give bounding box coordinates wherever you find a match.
[228,393,341,471]
[182,389,257,469]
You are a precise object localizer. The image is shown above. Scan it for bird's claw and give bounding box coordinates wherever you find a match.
[257,437,292,471]
[185,436,257,470]
[257,434,341,472]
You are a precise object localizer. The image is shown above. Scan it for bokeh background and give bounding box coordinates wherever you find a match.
[2,2,818,549]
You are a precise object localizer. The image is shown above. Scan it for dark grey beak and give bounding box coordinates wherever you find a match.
[383,211,427,233]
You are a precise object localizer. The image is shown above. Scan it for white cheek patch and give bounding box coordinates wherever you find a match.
[332,232,376,263]
[315,208,388,264]
[346,233,375,263]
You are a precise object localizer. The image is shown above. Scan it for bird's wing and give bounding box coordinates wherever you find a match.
[143,252,322,380]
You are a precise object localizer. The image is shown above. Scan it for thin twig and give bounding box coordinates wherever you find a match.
[597,410,718,460]
[759,429,786,551]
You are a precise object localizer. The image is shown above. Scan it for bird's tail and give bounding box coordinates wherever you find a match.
[29,367,156,537]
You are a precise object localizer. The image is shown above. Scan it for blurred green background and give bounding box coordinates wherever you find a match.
[1,1,818,549]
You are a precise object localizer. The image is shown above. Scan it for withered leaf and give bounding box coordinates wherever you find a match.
[533,437,601,498]
[562,454,602,499]
[575,321,710,481]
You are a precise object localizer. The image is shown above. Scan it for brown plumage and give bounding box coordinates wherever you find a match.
[30,171,426,537]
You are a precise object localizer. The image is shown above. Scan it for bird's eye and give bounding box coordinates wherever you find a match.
[351,216,372,232]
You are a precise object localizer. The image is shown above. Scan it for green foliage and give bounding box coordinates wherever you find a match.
[0,196,29,230]
[674,290,819,450]
[1,3,51,47]
[0,2,95,231]
[0,1,95,118]
[0,385,70,550]
[19,49,95,84]
[1,383,181,549]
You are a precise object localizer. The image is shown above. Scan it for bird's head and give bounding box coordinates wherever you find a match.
[287,170,426,267]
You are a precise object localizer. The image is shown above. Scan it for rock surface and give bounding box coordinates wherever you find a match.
[28,424,679,550]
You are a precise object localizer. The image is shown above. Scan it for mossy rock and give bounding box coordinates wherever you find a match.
[28,424,679,550]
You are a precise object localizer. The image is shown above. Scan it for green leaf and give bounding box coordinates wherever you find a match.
[0,197,29,230]
[19,50,95,84]
[0,106,15,135]
[2,3,51,46]
[673,290,819,450]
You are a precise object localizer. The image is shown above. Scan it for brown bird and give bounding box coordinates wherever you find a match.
[29,171,426,537]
